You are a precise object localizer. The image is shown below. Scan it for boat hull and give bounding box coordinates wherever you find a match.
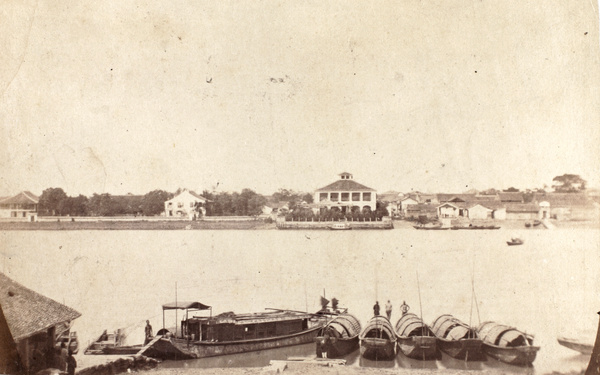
[482,343,540,366]
[557,337,593,355]
[142,325,322,360]
[316,336,359,358]
[437,338,483,360]
[360,338,396,360]
[397,336,437,360]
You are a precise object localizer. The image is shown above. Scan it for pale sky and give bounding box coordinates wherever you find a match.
[1,1,599,197]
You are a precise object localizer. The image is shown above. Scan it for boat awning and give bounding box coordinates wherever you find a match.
[162,301,211,310]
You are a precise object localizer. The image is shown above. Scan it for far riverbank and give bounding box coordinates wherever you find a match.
[0,218,597,231]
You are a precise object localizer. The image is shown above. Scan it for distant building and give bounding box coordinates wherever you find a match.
[505,203,541,220]
[0,273,81,374]
[0,191,39,221]
[533,192,599,221]
[314,172,376,212]
[378,191,402,217]
[164,189,210,219]
[405,203,438,220]
[498,192,525,203]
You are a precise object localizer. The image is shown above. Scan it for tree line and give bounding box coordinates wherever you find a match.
[37,187,314,217]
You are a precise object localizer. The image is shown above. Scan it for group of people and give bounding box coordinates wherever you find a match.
[373,300,410,319]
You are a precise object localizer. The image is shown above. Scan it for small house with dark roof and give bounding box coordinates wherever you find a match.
[0,191,39,222]
[0,273,81,374]
[405,203,438,219]
[164,189,211,219]
[436,193,476,204]
[314,172,376,212]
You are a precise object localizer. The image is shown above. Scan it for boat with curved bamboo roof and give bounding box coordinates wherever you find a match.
[477,321,540,365]
[395,313,437,360]
[431,314,483,360]
[359,316,396,360]
[315,313,361,358]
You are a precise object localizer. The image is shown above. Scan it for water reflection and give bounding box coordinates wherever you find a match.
[437,351,485,371]
[358,355,395,368]
[482,356,535,374]
[395,352,439,370]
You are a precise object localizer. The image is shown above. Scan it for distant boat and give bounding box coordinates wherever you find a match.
[329,222,352,230]
[315,313,361,358]
[359,316,397,360]
[431,314,483,361]
[451,225,501,230]
[477,321,540,365]
[139,302,327,360]
[506,238,524,246]
[395,313,437,360]
[84,329,141,355]
[413,225,449,230]
[557,336,593,355]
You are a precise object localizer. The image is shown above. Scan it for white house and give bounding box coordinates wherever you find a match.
[466,204,493,220]
[164,189,210,219]
[314,172,376,213]
[0,191,39,221]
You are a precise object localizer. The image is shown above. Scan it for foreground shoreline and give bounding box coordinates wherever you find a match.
[0,218,598,231]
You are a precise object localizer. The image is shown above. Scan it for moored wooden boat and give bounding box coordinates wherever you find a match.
[85,329,135,355]
[359,316,396,360]
[315,313,361,358]
[413,225,449,230]
[395,313,437,360]
[557,336,593,355]
[431,314,483,360]
[506,238,524,246]
[477,321,540,365]
[139,302,328,360]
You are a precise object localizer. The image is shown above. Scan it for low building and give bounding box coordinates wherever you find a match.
[378,191,402,217]
[164,189,210,219]
[0,273,81,374]
[505,203,540,220]
[498,192,525,203]
[314,172,376,213]
[405,203,438,220]
[533,192,599,221]
[0,191,39,221]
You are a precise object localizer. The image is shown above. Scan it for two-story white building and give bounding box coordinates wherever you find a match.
[314,172,376,213]
[164,189,210,219]
[0,191,39,221]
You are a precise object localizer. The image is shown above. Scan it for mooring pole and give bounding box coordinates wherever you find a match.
[585,311,600,375]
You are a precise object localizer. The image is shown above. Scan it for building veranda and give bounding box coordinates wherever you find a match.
[314,172,376,214]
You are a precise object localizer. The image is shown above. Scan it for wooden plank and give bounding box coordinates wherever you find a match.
[136,336,162,356]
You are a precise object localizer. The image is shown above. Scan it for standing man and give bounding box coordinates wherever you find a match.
[144,320,153,345]
[66,350,77,375]
[385,300,393,320]
[401,301,410,316]
[373,301,380,316]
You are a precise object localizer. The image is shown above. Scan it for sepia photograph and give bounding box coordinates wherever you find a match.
[1,1,599,375]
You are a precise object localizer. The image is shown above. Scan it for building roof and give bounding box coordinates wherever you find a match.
[0,191,39,205]
[436,194,476,203]
[315,180,375,192]
[533,193,594,207]
[505,203,540,213]
[0,273,81,341]
[378,192,401,202]
[498,192,525,202]
[406,204,438,213]
[166,189,211,203]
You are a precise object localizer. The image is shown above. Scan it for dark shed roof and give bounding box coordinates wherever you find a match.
[0,191,39,205]
[0,273,81,341]
[162,301,211,310]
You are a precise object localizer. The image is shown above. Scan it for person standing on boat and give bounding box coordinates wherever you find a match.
[400,301,410,316]
[385,300,392,319]
[144,320,153,345]
[373,301,380,316]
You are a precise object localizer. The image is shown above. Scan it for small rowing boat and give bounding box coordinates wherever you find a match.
[477,321,540,365]
[395,313,437,360]
[359,316,396,360]
[431,314,483,361]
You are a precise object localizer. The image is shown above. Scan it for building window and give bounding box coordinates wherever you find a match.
[330,193,339,201]
[177,202,183,208]
[168,202,172,206]
[320,193,328,201]
[352,192,360,201]
[341,193,349,201]
[363,192,371,201]
[190,202,195,208]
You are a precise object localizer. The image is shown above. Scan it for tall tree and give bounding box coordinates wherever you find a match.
[552,174,587,193]
[39,187,68,216]
[141,190,173,216]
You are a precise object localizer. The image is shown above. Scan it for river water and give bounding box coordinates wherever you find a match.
[1,225,598,374]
